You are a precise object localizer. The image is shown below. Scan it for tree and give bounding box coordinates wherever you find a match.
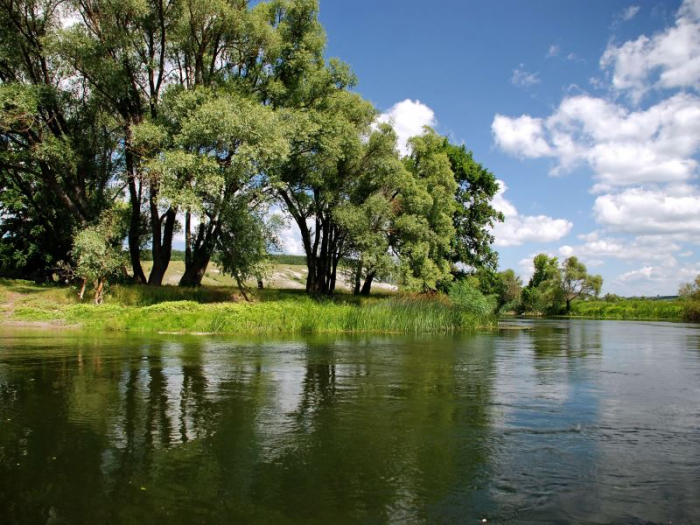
[137,87,288,287]
[520,254,560,315]
[273,91,383,295]
[394,129,458,292]
[0,2,116,279]
[441,140,503,271]
[559,256,602,313]
[494,269,522,310]
[678,275,700,299]
[71,210,127,304]
[215,198,283,301]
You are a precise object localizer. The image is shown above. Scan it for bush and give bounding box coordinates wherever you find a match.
[682,300,700,322]
[448,280,497,317]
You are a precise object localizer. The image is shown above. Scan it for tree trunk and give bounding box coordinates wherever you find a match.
[94,278,105,305]
[235,275,250,302]
[127,175,146,284]
[566,298,571,313]
[179,250,211,287]
[353,261,362,295]
[148,197,177,286]
[360,271,375,296]
[78,278,87,301]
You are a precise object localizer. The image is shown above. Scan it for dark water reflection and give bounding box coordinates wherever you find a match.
[0,320,699,524]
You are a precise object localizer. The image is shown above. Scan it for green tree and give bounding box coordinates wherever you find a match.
[494,269,522,310]
[520,254,560,315]
[560,256,602,313]
[0,2,116,278]
[273,90,383,295]
[441,141,503,271]
[71,210,127,304]
[394,129,458,292]
[137,87,288,287]
[678,276,700,299]
[215,198,283,301]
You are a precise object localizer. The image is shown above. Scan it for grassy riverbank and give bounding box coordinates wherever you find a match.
[567,298,685,321]
[0,279,495,334]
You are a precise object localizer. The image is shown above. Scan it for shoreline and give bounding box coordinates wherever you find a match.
[0,280,495,335]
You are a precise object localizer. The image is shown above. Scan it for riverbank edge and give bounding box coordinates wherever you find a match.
[0,282,497,335]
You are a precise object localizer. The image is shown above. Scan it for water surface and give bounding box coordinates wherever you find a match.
[0,320,699,524]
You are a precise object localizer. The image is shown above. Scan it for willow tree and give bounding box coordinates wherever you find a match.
[0,0,116,278]
[136,87,288,287]
[441,140,503,271]
[273,91,375,294]
[560,256,602,313]
[393,129,458,292]
[333,123,410,295]
[55,0,281,285]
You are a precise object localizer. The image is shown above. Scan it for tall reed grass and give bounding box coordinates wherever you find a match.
[569,299,683,320]
[1,280,495,334]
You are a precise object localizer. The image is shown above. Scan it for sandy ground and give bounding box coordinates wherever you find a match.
[143,261,398,292]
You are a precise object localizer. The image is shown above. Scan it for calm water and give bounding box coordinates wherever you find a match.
[0,320,699,524]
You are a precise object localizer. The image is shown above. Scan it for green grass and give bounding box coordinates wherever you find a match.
[568,298,684,320]
[0,279,494,334]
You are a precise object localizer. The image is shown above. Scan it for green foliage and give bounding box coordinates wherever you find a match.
[560,256,602,312]
[448,279,497,321]
[269,254,307,265]
[215,199,283,295]
[678,275,700,299]
[396,130,458,291]
[516,254,603,315]
[603,293,623,302]
[0,0,503,300]
[441,140,503,271]
[570,299,683,321]
[0,279,494,334]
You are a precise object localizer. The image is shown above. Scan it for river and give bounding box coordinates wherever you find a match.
[0,319,699,524]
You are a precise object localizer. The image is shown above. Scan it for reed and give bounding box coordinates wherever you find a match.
[1,280,495,334]
[568,299,684,320]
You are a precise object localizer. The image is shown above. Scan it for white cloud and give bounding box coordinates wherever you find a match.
[547,45,560,58]
[559,233,681,263]
[494,92,700,187]
[491,181,573,247]
[601,0,700,101]
[492,114,552,158]
[622,5,641,22]
[605,260,700,296]
[618,266,655,282]
[377,99,436,156]
[594,186,700,235]
[511,64,541,87]
[278,221,305,255]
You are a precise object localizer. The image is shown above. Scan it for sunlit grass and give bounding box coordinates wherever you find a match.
[0,279,494,334]
[568,299,684,320]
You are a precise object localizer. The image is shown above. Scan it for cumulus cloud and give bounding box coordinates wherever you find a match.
[559,233,681,263]
[547,45,560,58]
[511,64,541,87]
[493,92,700,187]
[610,261,700,296]
[491,114,552,158]
[594,186,700,234]
[278,221,305,255]
[377,99,436,156]
[601,0,700,102]
[490,181,573,247]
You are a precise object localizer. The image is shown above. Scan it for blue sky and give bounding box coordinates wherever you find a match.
[279,0,698,297]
